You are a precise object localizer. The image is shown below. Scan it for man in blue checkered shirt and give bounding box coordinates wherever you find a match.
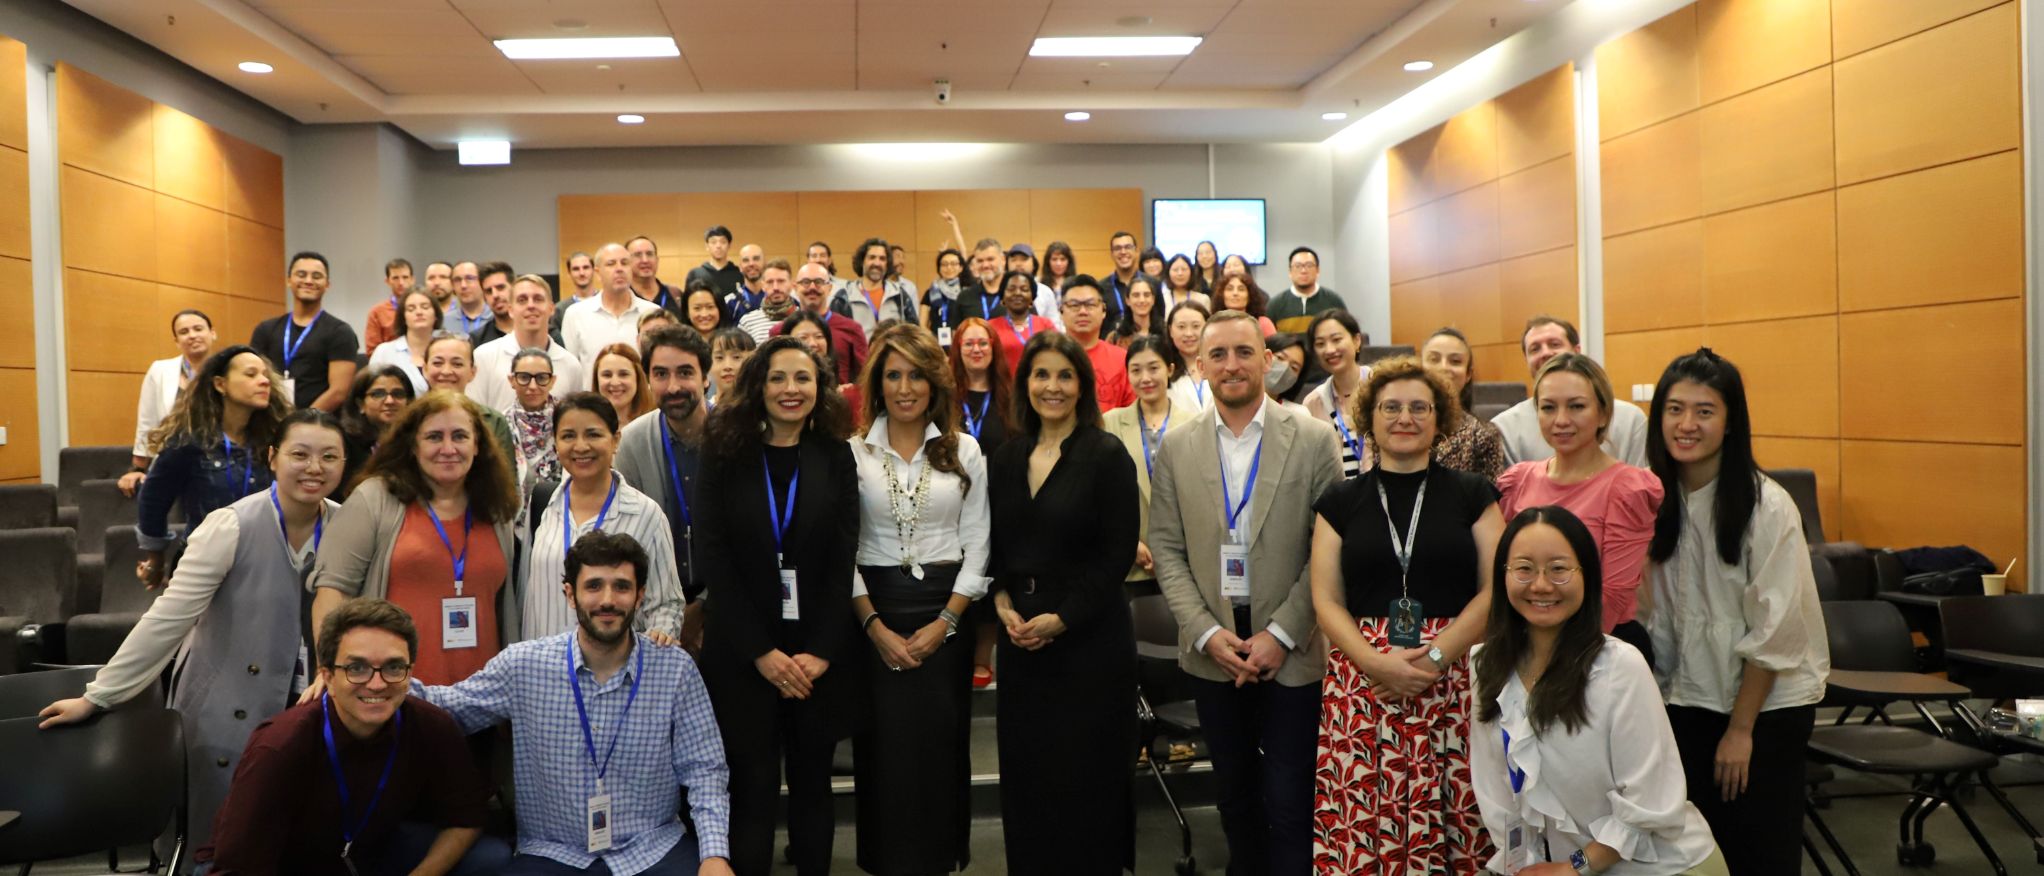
[414,531,734,875]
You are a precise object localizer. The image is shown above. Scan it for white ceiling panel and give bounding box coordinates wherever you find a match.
[856,1,1052,35]
[690,51,856,91]
[1034,1,1235,37]
[515,57,702,94]
[856,69,1016,91]
[1008,70,1170,91]
[297,30,500,58]
[342,54,541,96]
[260,6,481,39]
[659,0,858,33]
[450,0,676,38]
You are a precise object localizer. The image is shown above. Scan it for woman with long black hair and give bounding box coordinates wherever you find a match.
[694,336,860,876]
[136,344,292,586]
[1645,349,1828,875]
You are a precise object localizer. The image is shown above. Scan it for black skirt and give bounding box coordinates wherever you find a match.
[853,563,974,875]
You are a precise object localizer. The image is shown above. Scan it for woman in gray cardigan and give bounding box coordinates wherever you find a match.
[37,409,347,856]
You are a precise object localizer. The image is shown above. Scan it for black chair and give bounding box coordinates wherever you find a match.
[1809,551,1845,602]
[0,665,104,719]
[1130,593,1199,876]
[1941,594,2044,701]
[1765,468,1827,546]
[0,708,185,872]
[64,526,164,666]
[0,484,57,529]
[1354,344,1414,367]
[71,478,136,561]
[56,446,132,527]
[0,528,80,674]
[1471,380,1527,408]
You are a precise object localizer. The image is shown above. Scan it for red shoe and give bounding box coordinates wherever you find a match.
[972,665,994,688]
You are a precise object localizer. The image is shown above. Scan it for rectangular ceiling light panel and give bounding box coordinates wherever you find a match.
[458,140,512,166]
[494,37,681,60]
[1029,36,1203,57]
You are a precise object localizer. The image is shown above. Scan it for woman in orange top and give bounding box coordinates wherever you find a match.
[307,390,522,688]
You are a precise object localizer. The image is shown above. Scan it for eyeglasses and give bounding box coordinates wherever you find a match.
[1062,299,1103,312]
[795,278,832,288]
[364,389,409,401]
[331,660,412,685]
[1506,561,1579,586]
[1376,401,1435,418]
[511,372,556,386]
[1110,243,1137,253]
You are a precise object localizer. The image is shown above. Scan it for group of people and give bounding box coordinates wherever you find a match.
[31,216,1831,876]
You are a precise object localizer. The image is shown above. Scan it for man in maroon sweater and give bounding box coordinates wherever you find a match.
[199,599,508,875]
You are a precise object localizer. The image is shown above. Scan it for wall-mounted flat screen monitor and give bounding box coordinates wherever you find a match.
[1151,198,1267,265]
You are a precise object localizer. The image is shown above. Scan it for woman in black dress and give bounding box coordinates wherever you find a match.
[695,335,860,876]
[988,331,1141,874]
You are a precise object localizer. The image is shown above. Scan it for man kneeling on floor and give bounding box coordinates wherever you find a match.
[413,530,735,876]
[200,597,507,875]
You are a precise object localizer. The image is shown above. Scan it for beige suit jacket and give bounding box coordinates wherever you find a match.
[1148,399,1343,687]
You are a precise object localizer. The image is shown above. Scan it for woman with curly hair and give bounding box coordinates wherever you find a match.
[135,344,292,587]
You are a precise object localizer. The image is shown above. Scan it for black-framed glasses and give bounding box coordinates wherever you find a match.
[511,372,556,386]
[331,661,412,684]
[1376,401,1434,418]
[364,389,409,401]
[795,278,833,288]
[1062,299,1103,312]
[1506,561,1578,586]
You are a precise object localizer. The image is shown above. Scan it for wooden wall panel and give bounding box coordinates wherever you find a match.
[1596,6,1700,140]
[797,191,916,270]
[155,285,228,346]
[1435,264,1503,347]
[1428,102,1500,200]
[1840,299,2023,444]
[54,64,152,188]
[0,37,24,152]
[216,132,284,228]
[1754,436,1841,542]
[1833,3,2019,184]
[155,193,227,293]
[913,190,1028,253]
[1435,182,1499,274]
[1833,0,2006,60]
[1471,343,1523,385]
[1030,188,1141,251]
[1386,141,1430,216]
[558,194,682,257]
[1697,0,1831,104]
[1495,65,1575,175]
[0,145,27,260]
[225,216,284,302]
[1698,67,1834,214]
[1603,221,1703,332]
[0,368,41,480]
[1387,205,1438,285]
[66,370,143,446]
[152,105,223,212]
[679,192,802,262]
[1837,150,2023,312]
[1841,439,2026,578]
[1706,315,1838,438]
[1702,191,1837,323]
[60,166,155,280]
[220,295,273,346]
[1496,247,1577,342]
[0,257,31,368]
[63,269,156,373]
[1496,157,1574,259]
[1603,327,1706,404]
[1600,113,1702,235]
[1388,277,1440,352]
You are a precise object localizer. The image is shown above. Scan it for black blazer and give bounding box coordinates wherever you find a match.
[697,435,860,670]
[986,425,1139,636]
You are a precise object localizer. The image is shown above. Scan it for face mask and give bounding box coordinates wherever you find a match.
[1264,359,1299,394]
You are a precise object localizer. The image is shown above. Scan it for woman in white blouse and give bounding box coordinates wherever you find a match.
[1644,349,1828,875]
[365,288,439,394]
[519,391,683,644]
[1471,505,1726,876]
[119,308,218,496]
[848,324,989,876]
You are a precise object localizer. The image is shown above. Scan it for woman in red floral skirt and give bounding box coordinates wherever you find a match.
[1306,356,1505,874]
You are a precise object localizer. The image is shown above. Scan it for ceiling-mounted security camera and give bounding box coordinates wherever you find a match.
[935,79,952,105]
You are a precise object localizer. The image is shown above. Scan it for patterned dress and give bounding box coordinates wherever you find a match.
[1360,411,1507,483]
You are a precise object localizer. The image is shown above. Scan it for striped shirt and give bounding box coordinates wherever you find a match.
[415,632,731,873]
[521,471,685,641]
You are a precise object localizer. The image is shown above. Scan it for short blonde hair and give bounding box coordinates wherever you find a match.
[1531,352,1615,442]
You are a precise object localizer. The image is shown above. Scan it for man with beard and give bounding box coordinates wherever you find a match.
[363,257,414,356]
[412,532,735,876]
[472,274,583,414]
[472,261,517,348]
[423,260,456,312]
[683,226,743,301]
[956,238,1006,324]
[828,237,916,338]
[734,259,799,344]
[629,236,684,313]
[251,251,358,411]
[614,326,711,653]
[720,244,766,323]
[1057,275,1134,410]
[550,252,600,346]
[782,261,869,386]
[1101,231,1144,327]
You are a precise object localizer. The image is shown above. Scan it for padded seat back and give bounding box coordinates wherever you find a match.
[1821,600,1918,672]
[1764,468,1825,545]
[1941,594,2044,659]
[57,446,131,508]
[97,526,161,615]
[72,478,136,557]
[1356,344,1415,367]
[0,528,80,622]
[1472,380,1528,408]
[0,707,184,866]
[0,484,57,529]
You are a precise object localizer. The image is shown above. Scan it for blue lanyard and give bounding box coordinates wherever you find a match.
[422,502,472,590]
[981,291,1000,318]
[936,298,949,326]
[270,483,323,553]
[282,311,323,367]
[561,474,621,554]
[1332,409,1364,467]
[762,453,799,561]
[179,358,193,381]
[1194,380,1206,405]
[659,417,694,528]
[320,693,402,859]
[221,436,253,496]
[1004,315,1035,347]
[1502,728,1526,793]
[566,637,644,791]
[1138,405,1169,478]
[1216,435,1263,532]
[454,310,486,336]
[962,394,990,441]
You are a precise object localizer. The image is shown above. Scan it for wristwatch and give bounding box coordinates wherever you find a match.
[1569,849,1591,874]
[1425,645,1446,670]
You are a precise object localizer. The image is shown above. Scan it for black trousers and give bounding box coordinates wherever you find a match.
[1666,703,1816,876]
[723,696,839,876]
[1191,674,1322,876]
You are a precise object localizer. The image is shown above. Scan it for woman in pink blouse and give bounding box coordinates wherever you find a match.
[1496,352,1663,663]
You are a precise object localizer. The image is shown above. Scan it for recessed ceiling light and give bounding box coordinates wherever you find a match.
[1404,60,1435,72]
[1321,112,1349,121]
[237,61,273,74]
[1030,36,1202,57]
[494,37,680,60]
[617,114,645,125]
[1064,111,1091,122]
[458,140,512,166]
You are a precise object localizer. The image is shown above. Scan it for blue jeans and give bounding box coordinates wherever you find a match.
[189,823,513,876]
[500,834,703,875]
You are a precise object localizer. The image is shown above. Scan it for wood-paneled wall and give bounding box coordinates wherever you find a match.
[557,188,1143,292]
[1596,0,2025,580]
[55,64,286,447]
[0,35,34,482]
[1386,64,1579,385]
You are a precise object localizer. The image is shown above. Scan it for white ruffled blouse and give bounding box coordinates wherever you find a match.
[1469,639,1720,875]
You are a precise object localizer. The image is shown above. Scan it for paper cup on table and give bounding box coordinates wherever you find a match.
[1981,574,2007,596]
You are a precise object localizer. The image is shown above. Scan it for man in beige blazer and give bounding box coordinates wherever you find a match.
[1148,310,1342,876]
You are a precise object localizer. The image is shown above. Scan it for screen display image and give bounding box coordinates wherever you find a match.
[1151,198,1268,265]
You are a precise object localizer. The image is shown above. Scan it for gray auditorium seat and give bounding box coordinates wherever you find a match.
[65,527,163,665]
[1356,344,1415,366]
[57,446,131,526]
[1473,402,1511,422]
[0,528,80,674]
[72,478,136,559]
[1472,380,1528,408]
[0,483,57,529]
[1764,467,1826,546]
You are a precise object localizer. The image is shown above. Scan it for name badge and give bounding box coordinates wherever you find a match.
[279,376,297,403]
[780,566,800,621]
[936,325,953,347]
[1387,596,1423,647]
[586,792,613,852]
[1219,529,1251,600]
[1501,817,1535,873]
[441,596,478,649]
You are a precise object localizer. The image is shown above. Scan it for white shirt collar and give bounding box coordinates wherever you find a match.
[861,415,942,463]
[1213,396,1269,440]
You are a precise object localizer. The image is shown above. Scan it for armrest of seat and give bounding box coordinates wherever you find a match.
[12,621,68,670]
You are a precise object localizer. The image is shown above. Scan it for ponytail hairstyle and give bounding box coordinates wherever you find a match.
[1646,348,1760,565]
